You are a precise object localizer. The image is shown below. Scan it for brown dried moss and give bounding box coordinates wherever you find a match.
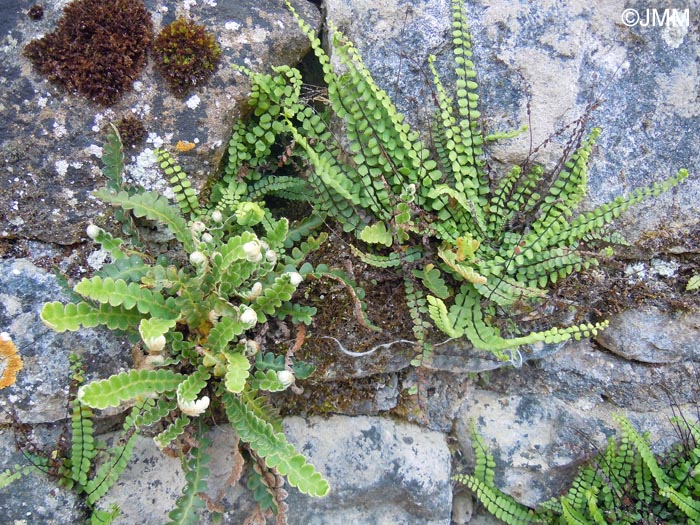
[153,17,221,98]
[23,0,152,106]
[116,115,147,149]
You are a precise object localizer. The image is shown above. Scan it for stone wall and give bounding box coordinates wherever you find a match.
[1,0,698,524]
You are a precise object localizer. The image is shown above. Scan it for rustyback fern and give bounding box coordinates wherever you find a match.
[226,0,688,364]
[39,128,331,520]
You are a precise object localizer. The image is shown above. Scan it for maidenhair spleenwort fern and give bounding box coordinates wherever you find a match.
[455,416,700,524]
[40,128,330,522]
[0,354,127,524]
[222,0,688,365]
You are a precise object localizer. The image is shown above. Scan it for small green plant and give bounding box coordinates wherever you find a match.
[218,0,688,366]
[1,354,128,525]
[454,415,700,524]
[153,17,222,97]
[39,127,330,523]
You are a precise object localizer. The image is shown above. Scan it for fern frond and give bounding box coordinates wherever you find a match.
[155,148,201,219]
[223,392,330,496]
[78,369,185,410]
[453,474,537,525]
[94,189,193,252]
[69,398,96,487]
[41,301,143,332]
[166,435,212,525]
[74,277,180,320]
[85,431,138,505]
[101,125,126,189]
[154,415,191,449]
[223,351,250,394]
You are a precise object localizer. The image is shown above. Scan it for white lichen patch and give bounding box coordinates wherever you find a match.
[0,294,22,316]
[185,94,201,110]
[52,121,67,139]
[55,159,69,177]
[87,249,110,271]
[125,148,174,198]
[86,144,103,157]
[656,62,700,119]
[224,21,241,31]
[146,132,165,149]
[650,258,679,278]
[662,22,688,49]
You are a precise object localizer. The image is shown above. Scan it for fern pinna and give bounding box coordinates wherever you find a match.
[221,0,688,364]
[40,128,330,522]
[456,416,700,525]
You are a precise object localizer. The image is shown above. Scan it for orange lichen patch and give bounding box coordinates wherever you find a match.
[176,140,196,152]
[0,332,23,389]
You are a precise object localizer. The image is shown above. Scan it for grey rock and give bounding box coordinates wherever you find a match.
[1,0,320,244]
[595,306,700,363]
[0,258,132,424]
[452,339,700,509]
[0,425,87,524]
[284,415,452,525]
[99,427,259,525]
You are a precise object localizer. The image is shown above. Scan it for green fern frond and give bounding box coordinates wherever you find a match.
[155,148,201,219]
[85,430,138,505]
[74,276,181,320]
[155,415,191,450]
[69,398,96,487]
[78,369,185,410]
[166,434,212,525]
[224,351,250,394]
[41,301,143,332]
[176,366,211,405]
[453,474,537,525]
[223,392,330,497]
[94,189,194,252]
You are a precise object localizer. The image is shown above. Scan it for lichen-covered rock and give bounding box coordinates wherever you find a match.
[0,258,132,424]
[98,428,259,525]
[0,0,321,244]
[0,426,87,524]
[284,415,453,525]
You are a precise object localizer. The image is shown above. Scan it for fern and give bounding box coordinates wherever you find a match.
[222,392,330,497]
[460,415,700,524]
[155,148,201,219]
[94,189,194,252]
[224,0,692,361]
[41,301,143,332]
[78,369,185,410]
[167,433,212,525]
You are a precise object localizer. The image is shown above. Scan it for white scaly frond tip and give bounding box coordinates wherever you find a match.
[178,395,210,417]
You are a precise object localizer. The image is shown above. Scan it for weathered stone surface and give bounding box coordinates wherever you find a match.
[0,258,132,424]
[284,415,453,525]
[0,424,87,524]
[452,339,700,509]
[595,306,700,363]
[325,0,699,239]
[99,427,258,525]
[0,0,321,244]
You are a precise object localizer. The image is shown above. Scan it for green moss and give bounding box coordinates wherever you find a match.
[153,17,222,98]
[23,0,152,106]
